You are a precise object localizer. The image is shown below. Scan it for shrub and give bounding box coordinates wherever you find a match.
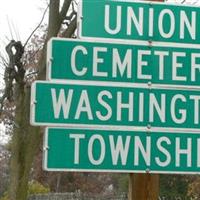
[0,180,50,200]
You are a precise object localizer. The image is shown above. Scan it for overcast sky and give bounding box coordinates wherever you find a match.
[0,0,47,143]
[0,0,47,44]
[0,0,199,41]
[0,0,199,48]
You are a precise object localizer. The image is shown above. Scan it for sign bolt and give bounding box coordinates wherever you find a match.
[31,100,37,106]
[43,146,49,151]
[147,124,151,130]
[146,168,150,173]
[147,81,152,89]
[148,40,152,48]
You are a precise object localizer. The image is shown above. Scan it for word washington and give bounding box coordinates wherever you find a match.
[50,86,200,127]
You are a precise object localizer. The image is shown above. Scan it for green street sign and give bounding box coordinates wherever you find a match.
[78,0,200,45]
[44,128,200,174]
[48,38,200,87]
[31,81,200,131]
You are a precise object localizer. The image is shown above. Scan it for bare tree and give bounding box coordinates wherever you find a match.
[0,1,77,200]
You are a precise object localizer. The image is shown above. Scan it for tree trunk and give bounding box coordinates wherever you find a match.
[8,1,76,199]
[9,85,41,200]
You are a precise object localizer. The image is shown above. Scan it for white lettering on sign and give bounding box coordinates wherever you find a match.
[109,135,130,165]
[172,52,187,81]
[139,93,144,122]
[70,45,200,84]
[112,48,132,78]
[104,5,121,34]
[104,5,196,40]
[71,45,87,76]
[190,95,200,124]
[127,7,143,36]
[148,8,154,37]
[134,136,151,166]
[155,137,171,167]
[93,47,108,77]
[191,53,200,81]
[149,93,166,123]
[75,90,93,120]
[137,50,152,80]
[116,91,134,121]
[96,90,112,121]
[158,9,175,38]
[68,133,198,169]
[175,138,192,167]
[154,51,169,80]
[197,139,200,167]
[180,11,196,40]
[51,88,200,125]
[51,88,73,119]
[170,94,186,124]
[69,134,85,164]
[88,134,105,165]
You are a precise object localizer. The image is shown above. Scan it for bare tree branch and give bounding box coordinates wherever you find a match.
[6,1,78,199]
[0,40,25,116]
[47,0,61,39]
[39,0,74,80]
[62,1,77,27]
[6,16,14,40]
[192,0,199,4]
[25,70,38,78]
[0,53,8,68]
[60,0,72,21]
[23,4,49,48]
[62,16,77,38]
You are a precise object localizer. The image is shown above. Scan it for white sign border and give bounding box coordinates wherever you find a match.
[77,0,200,46]
[30,80,200,133]
[47,37,200,88]
[43,127,200,174]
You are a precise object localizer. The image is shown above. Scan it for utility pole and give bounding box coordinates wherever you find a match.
[128,0,164,199]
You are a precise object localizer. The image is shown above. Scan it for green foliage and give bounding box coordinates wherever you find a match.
[111,174,129,193]
[160,174,189,198]
[28,180,50,195]
[187,176,200,198]
[0,192,8,200]
[0,181,50,200]
[117,174,129,193]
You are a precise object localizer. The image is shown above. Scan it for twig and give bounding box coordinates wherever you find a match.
[192,0,199,4]
[6,16,14,40]
[62,16,77,38]
[25,70,39,78]
[23,4,49,48]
